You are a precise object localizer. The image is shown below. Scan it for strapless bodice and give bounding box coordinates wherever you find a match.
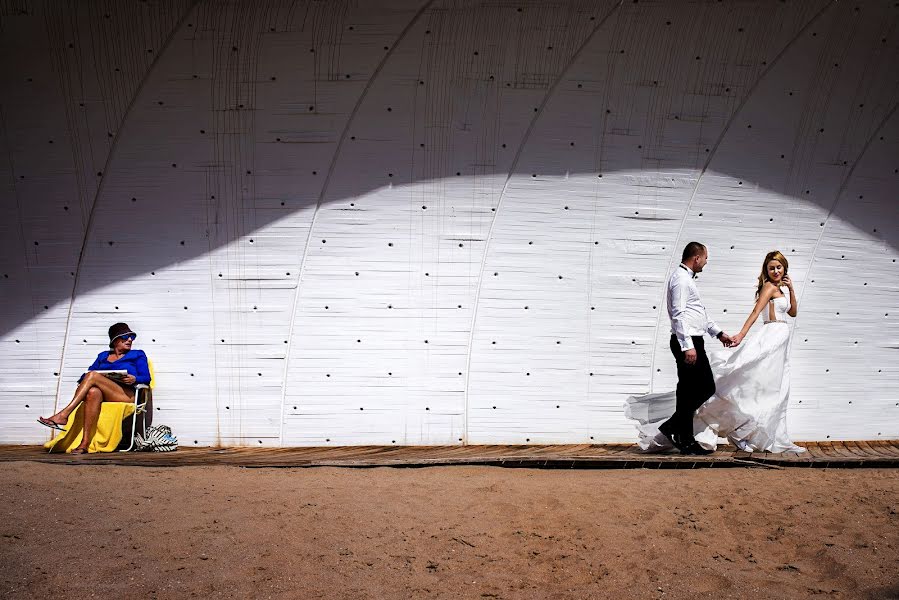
[765,288,790,323]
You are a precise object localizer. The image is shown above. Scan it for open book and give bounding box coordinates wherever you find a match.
[94,370,128,381]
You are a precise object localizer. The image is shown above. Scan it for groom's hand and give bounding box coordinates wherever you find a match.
[717,332,735,347]
[684,348,697,365]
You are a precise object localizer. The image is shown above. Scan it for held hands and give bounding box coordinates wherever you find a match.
[718,332,740,348]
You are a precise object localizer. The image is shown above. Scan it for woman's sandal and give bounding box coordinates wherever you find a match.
[69,447,89,455]
[37,417,66,431]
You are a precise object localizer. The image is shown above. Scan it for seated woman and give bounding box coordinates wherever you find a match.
[38,322,151,454]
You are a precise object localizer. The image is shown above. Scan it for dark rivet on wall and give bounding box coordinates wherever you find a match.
[564,206,569,210]
[355,272,359,276]
[695,56,700,60]
[425,29,431,34]
[281,202,285,206]
[457,304,462,308]
[383,46,389,50]
[34,241,39,246]
[529,241,533,245]
[388,173,393,177]
[350,136,355,140]
[532,173,537,177]
[534,107,539,112]
[577,84,583,88]
[44,305,48,310]
[474,51,479,55]
[388,242,393,247]
[666,20,671,25]
[63,206,68,211]
[419,81,424,85]
[819,128,824,133]
[502,144,507,148]
[108,241,114,246]
[492,341,496,345]
[424,340,428,343]
[172,164,177,167]
[184,306,188,310]
[770,218,774,222]
[558,275,563,279]
[738,27,744,32]
[97,172,103,177]
[570,142,575,146]
[456,172,461,176]
[286,272,291,275]
[699,212,703,217]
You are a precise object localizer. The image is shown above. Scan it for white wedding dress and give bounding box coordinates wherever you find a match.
[626,289,806,453]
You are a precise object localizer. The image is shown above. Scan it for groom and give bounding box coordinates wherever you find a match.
[659,242,736,455]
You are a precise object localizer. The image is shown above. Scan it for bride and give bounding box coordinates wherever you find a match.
[626,251,806,454]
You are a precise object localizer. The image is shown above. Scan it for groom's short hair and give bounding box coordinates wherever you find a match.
[682,242,706,262]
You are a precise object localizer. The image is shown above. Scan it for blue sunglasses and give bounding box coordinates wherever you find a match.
[116,334,136,342]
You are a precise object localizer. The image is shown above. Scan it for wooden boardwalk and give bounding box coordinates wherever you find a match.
[1,440,898,469]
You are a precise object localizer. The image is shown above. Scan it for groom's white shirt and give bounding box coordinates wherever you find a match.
[667,264,722,351]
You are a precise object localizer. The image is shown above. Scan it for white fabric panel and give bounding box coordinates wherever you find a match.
[1,0,896,446]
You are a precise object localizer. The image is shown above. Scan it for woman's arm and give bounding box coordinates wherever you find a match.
[132,351,152,385]
[784,275,798,317]
[732,284,778,345]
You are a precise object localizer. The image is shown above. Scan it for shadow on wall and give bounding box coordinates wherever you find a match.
[1,0,898,338]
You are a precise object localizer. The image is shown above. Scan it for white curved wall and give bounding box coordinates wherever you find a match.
[1,0,897,446]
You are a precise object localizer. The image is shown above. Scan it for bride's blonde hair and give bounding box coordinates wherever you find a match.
[756,250,789,298]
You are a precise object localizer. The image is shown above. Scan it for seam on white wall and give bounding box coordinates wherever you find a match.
[277,0,438,447]
[461,1,624,444]
[647,1,837,390]
[53,2,202,412]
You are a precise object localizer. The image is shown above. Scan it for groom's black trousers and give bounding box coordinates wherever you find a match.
[663,335,716,443]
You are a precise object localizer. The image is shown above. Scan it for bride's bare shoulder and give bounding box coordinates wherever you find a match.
[760,282,779,298]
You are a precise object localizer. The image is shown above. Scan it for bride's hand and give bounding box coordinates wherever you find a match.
[730,333,744,347]
[782,275,793,290]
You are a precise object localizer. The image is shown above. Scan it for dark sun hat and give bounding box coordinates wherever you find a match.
[108,322,137,347]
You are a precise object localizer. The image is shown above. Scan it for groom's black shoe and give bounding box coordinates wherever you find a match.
[682,441,715,455]
[658,421,682,450]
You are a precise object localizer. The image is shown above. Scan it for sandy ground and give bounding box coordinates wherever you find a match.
[0,463,897,600]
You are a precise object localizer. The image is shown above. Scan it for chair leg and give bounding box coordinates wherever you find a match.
[119,388,143,452]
